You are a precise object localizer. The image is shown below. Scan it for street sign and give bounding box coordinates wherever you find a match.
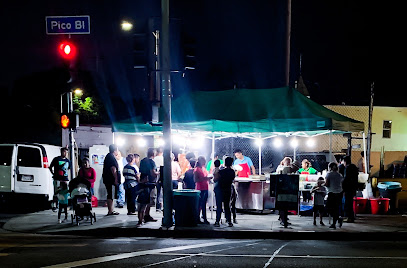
[46,16,90,35]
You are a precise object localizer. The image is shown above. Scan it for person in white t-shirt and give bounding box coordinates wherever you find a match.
[171,153,182,189]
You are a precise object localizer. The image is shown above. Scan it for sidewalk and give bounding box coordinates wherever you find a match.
[3,206,407,240]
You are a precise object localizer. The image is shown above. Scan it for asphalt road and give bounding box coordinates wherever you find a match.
[1,232,406,268]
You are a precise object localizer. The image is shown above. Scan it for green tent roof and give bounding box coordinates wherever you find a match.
[113,87,364,135]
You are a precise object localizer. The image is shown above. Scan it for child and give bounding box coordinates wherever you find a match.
[311,177,327,226]
[56,182,69,223]
[134,176,155,227]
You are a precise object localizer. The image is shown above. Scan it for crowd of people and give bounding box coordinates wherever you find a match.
[48,144,360,230]
[98,145,251,227]
[276,155,360,229]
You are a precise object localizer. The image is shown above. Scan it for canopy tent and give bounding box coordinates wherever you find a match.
[112,87,367,220]
[112,87,364,136]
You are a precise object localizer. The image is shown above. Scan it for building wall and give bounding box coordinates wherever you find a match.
[325,105,407,177]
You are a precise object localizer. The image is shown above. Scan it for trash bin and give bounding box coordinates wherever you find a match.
[369,198,390,214]
[173,189,200,227]
[353,197,368,214]
[377,182,402,213]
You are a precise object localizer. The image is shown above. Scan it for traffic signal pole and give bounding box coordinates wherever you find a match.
[161,0,173,228]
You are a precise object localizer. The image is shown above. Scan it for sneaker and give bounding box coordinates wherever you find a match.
[233,219,238,224]
[329,224,336,229]
[144,215,158,222]
[117,205,124,208]
[127,212,137,215]
[214,222,220,227]
[338,218,343,228]
[313,220,317,226]
[203,220,210,225]
[228,222,233,227]
[320,221,325,226]
[58,219,62,224]
[136,221,143,227]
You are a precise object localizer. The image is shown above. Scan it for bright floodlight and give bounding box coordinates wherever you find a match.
[157,138,165,147]
[290,138,299,148]
[172,135,185,146]
[273,138,283,148]
[306,138,315,147]
[115,137,125,147]
[255,138,263,147]
[121,21,133,31]
[191,136,205,149]
[137,138,147,147]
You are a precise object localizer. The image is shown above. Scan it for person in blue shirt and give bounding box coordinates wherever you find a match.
[233,149,256,177]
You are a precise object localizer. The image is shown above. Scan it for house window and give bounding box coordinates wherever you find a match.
[383,120,392,139]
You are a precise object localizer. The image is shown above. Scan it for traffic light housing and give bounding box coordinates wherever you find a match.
[58,41,77,60]
[60,113,79,130]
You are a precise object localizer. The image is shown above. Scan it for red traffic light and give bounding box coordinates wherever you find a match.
[61,114,70,128]
[60,113,79,129]
[58,41,77,60]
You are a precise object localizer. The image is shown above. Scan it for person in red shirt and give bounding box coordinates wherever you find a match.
[78,157,97,196]
[194,156,210,224]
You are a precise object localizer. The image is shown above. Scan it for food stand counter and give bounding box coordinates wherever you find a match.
[234,175,275,212]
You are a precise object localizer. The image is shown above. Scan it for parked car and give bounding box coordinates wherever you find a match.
[0,143,61,209]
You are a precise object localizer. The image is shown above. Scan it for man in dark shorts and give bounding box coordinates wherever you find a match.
[49,147,71,212]
[139,148,159,222]
[102,144,120,215]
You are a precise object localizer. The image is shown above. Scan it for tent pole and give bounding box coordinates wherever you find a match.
[211,132,215,220]
[329,130,333,163]
[363,132,368,174]
[258,136,262,175]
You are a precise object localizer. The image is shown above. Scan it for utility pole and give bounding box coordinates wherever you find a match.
[367,82,374,175]
[161,0,173,228]
[284,0,292,87]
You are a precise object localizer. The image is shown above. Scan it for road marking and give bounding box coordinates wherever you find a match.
[263,242,288,268]
[153,253,407,260]
[138,241,262,268]
[41,240,252,268]
[277,255,407,260]
[0,253,11,256]
[0,243,87,248]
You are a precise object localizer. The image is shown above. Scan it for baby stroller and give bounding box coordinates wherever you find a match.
[69,177,97,226]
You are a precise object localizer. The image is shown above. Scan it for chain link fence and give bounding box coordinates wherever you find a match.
[211,105,368,174]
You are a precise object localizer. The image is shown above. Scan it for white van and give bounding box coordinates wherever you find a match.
[0,143,61,207]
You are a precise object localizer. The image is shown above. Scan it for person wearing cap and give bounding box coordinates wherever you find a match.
[49,147,71,212]
[233,149,255,177]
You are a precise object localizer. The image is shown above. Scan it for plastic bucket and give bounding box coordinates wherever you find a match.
[353,197,368,214]
[91,195,98,207]
[369,198,390,214]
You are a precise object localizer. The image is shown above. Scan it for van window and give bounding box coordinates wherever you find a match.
[0,146,14,166]
[17,146,42,168]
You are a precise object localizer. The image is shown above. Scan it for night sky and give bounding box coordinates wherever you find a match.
[0,0,402,136]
